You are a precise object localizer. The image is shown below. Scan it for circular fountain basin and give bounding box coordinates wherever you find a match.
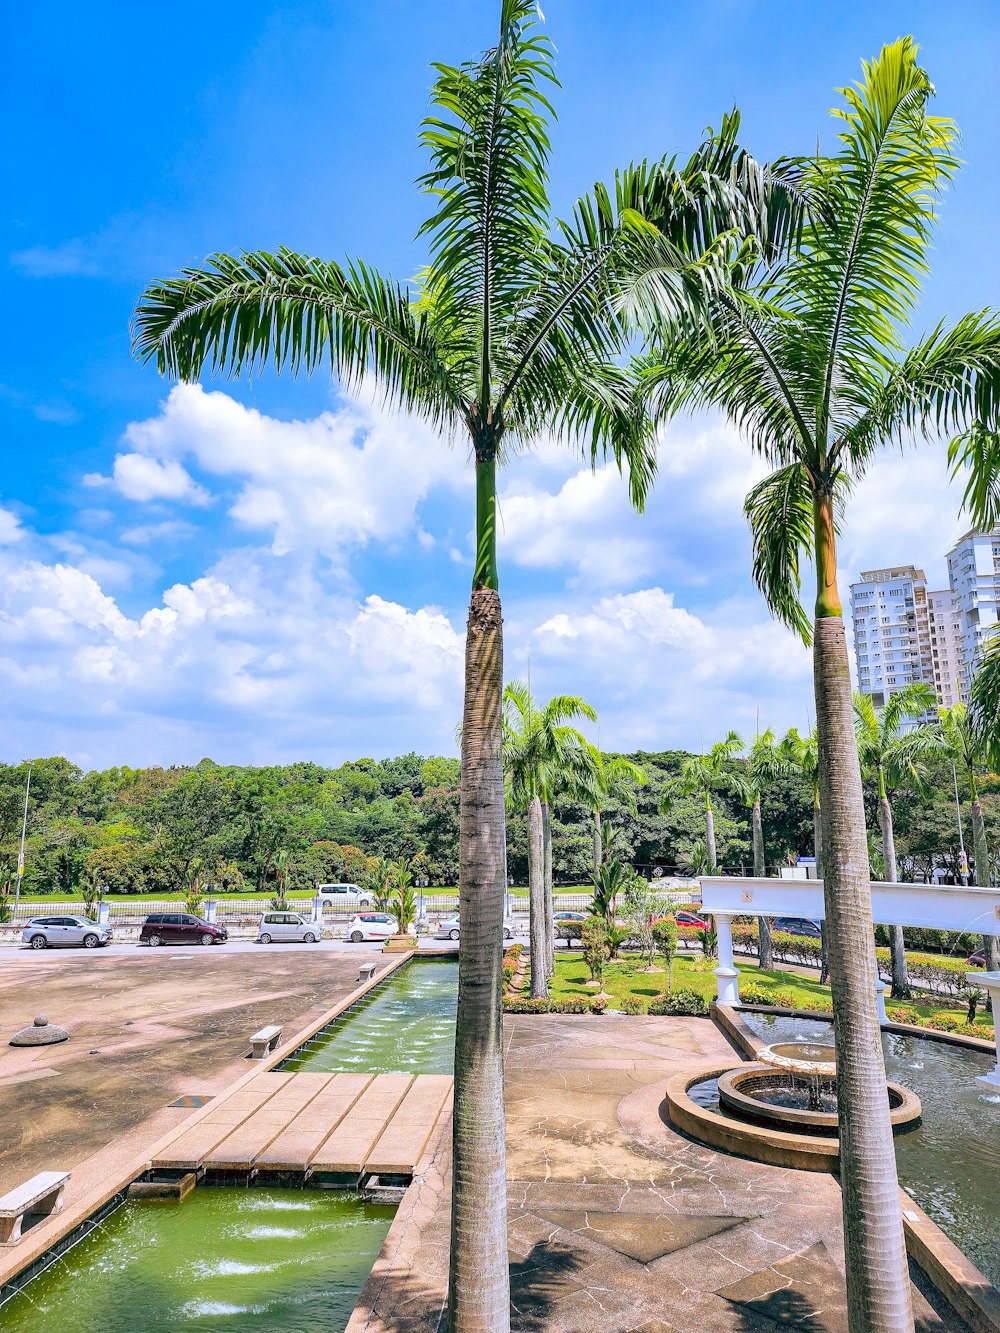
[717,1065,920,1136]
[758,1041,836,1076]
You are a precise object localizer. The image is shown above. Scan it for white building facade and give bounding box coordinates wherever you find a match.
[946,527,1000,699]
[926,587,965,706]
[849,566,935,715]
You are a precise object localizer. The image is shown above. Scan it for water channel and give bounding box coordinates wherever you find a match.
[2,1187,395,1331]
[732,1012,1000,1289]
[282,957,459,1075]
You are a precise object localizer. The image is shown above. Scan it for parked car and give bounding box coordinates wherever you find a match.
[316,883,373,908]
[346,913,416,943]
[553,910,587,925]
[22,916,112,950]
[673,910,707,929]
[967,947,986,968]
[770,917,823,939]
[139,913,228,947]
[434,913,515,941]
[256,912,320,945]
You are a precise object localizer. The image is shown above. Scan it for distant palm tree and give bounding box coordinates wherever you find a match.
[970,629,1000,770]
[932,704,999,970]
[503,681,594,995]
[662,732,746,873]
[853,684,937,998]
[631,40,1000,1328]
[743,728,792,968]
[582,751,647,876]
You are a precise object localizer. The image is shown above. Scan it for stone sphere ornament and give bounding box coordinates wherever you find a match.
[9,1014,70,1047]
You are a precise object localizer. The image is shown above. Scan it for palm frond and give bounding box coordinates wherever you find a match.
[790,38,959,448]
[949,424,1000,530]
[132,249,464,429]
[417,0,555,404]
[969,629,1000,768]
[744,464,815,642]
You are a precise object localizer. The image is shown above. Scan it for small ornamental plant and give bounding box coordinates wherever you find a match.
[652,918,678,991]
[581,918,607,989]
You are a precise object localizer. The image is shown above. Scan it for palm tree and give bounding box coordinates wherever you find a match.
[662,731,746,873]
[503,681,595,995]
[784,726,829,983]
[132,8,798,1319]
[743,727,791,968]
[632,40,1000,1329]
[853,684,937,998]
[583,751,647,876]
[970,628,1000,769]
[933,704,999,970]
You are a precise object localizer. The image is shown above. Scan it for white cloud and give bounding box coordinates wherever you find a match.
[117,383,465,560]
[0,505,24,544]
[113,453,210,505]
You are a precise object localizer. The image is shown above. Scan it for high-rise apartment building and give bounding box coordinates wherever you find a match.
[926,588,964,707]
[849,567,935,716]
[946,527,1000,698]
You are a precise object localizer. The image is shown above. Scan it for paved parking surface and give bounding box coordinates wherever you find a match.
[0,948,398,1194]
[2,935,461,959]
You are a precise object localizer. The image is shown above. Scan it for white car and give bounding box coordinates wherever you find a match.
[256,912,321,944]
[317,882,373,908]
[434,914,516,941]
[346,913,416,943]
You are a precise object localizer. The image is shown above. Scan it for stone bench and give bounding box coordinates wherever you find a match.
[249,1025,283,1059]
[0,1170,70,1245]
[358,963,377,983]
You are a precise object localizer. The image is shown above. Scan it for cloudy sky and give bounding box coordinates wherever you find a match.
[3,1,998,769]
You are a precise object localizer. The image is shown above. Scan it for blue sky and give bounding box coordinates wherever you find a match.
[2,1,998,767]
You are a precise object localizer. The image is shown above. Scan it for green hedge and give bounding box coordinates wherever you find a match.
[647,989,709,1017]
[502,997,590,1014]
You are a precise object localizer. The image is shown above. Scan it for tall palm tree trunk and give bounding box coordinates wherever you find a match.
[704,798,717,872]
[451,583,510,1331]
[970,796,1000,970]
[814,794,830,985]
[878,793,910,999]
[752,797,773,969]
[812,499,912,1333]
[528,796,547,998]
[592,809,602,877]
[542,802,555,976]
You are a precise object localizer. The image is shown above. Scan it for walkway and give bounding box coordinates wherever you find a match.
[153,1070,453,1179]
[351,1014,966,1331]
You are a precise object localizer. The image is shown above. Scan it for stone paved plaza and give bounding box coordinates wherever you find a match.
[0,948,382,1194]
[355,1013,967,1332]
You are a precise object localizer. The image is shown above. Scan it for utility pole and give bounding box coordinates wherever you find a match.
[952,762,969,886]
[15,763,32,912]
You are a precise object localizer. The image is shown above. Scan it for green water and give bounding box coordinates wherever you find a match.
[284,958,458,1075]
[1,1188,394,1331]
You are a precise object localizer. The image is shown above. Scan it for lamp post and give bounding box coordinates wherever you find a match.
[952,762,969,886]
[14,764,31,913]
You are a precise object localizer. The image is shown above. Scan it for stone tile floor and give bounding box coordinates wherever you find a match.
[355,1013,968,1332]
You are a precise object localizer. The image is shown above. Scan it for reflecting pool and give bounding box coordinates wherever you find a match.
[2,1187,394,1331]
[283,958,458,1075]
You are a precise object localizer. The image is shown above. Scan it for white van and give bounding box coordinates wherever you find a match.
[256,912,321,944]
[316,883,372,908]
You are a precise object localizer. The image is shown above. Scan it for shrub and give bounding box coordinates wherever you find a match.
[502,997,589,1014]
[620,995,647,1015]
[648,989,709,1017]
[738,982,776,1007]
[581,918,607,986]
[886,1005,920,1025]
[501,943,524,994]
[589,995,609,1014]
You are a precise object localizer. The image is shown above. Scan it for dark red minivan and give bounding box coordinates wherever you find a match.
[139,912,228,947]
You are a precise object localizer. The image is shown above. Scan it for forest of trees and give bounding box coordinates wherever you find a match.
[1,746,997,897]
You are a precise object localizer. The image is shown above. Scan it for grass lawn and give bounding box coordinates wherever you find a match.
[537,949,994,1032]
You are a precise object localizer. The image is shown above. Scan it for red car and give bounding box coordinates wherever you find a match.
[673,910,707,929]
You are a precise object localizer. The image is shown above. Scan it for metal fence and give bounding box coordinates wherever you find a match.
[1,883,700,944]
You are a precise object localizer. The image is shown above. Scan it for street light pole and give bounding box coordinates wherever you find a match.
[952,761,969,886]
[14,763,32,913]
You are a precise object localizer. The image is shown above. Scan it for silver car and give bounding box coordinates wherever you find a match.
[434,913,515,941]
[22,916,112,950]
[256,912,321,944]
